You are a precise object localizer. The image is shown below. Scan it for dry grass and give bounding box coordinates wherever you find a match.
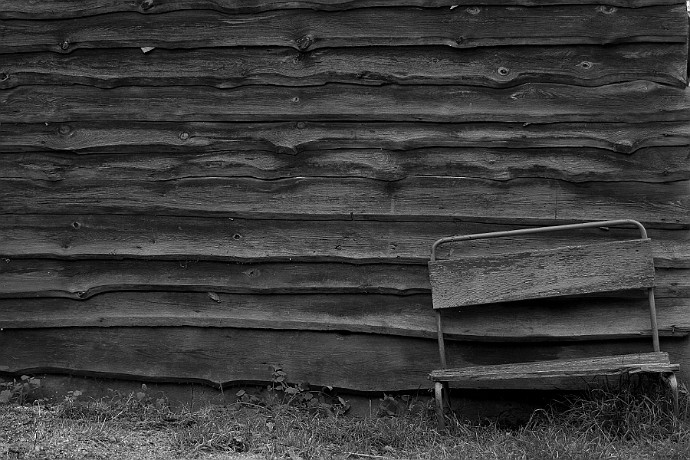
[1,382,689,459]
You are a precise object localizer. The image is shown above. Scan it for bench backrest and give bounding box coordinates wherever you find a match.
[428,238,655,310]
[428,220,661,359]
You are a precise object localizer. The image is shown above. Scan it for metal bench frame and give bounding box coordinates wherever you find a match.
[429,220,679,429]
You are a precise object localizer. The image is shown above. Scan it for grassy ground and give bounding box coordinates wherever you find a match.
[1,382,689,459]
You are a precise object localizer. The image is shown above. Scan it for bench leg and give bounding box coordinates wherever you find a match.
[663,373,679,418]
[434,381,446,431]
[443,381,451,410]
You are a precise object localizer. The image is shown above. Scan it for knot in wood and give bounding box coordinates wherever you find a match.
[579,61,593,70]
[58,124,72,135]
[276,145,298,155]
[179,132,189,141]
[596,5,617,14]
[291,96,300,103]
[0,73,8,82]
[466,7,481,15]
[296,122,306,129]
[497,67,510,76]
[613,140,634,153]
[140,0,155,11]
[60,40,70,51]
[295,35,314,51]
[71,221,81,229]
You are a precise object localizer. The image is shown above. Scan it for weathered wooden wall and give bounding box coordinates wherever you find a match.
[1,0,689,393]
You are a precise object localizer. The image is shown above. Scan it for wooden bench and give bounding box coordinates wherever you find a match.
[428,220,679,430]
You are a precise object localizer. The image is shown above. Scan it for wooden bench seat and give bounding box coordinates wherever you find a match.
[428,220,679,430]
[430,352,678,390]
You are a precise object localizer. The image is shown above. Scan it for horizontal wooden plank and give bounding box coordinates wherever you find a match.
[0,258,686,299]
[0,0,680,19]
[3,83,690,124]
[0,328,686,391]
[1,216,688,267]
[435,352,673,375]
[3,121,689,154]
[430,352,678,389]
[2,44,686,89]
[433,352,672,376]
[3,146,690,184]
[1,6,685,54]
[429,240,655,308]
[438,297,690,341]
[0,260,429,299]
[2,177,688,225]
[1,293,688,341]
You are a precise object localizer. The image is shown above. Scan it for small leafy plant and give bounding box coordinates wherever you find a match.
[0,375,41,404]
[235,366,350,416]
[377,393,430,417]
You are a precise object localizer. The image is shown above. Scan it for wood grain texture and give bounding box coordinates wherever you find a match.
[1,6,686,54]
[657,269,690,298]
[0,0,681,19]
[0,258,686,299]
[2,177,688,225]
[0,0,688,397]
[0,328,684,390]
[1,216,688,267]
[2,44,686,89]
[0,259,430,299]
[433,352,673,377]
[429,352,678,389]
[3,83,690,123]
[3,146,689,184]
[3,122,689,154]
[1,293,688,341]
[429,240,655,308]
